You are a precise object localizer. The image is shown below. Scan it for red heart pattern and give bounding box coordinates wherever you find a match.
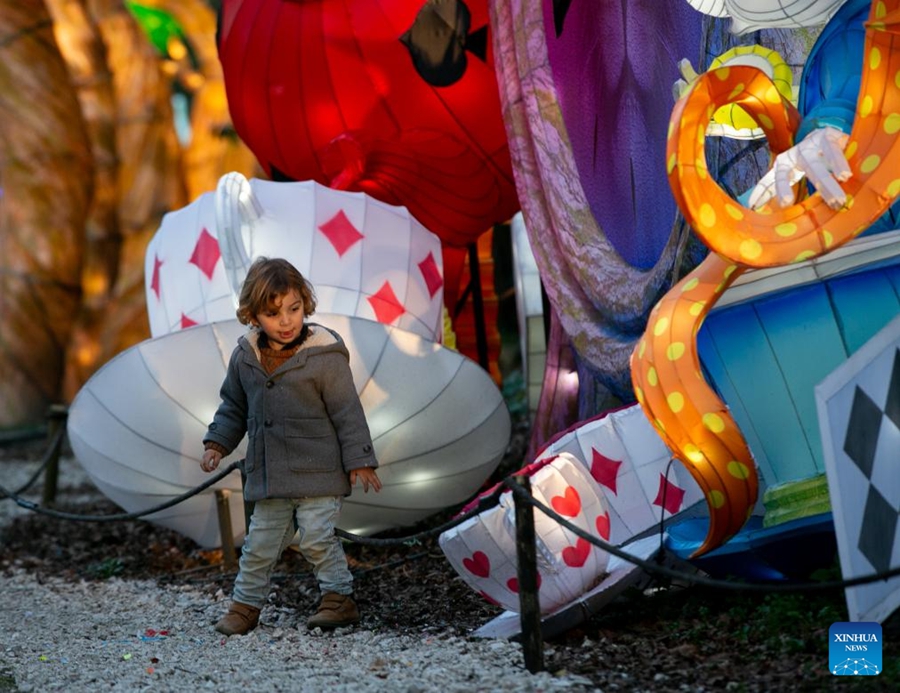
[550,486,582,517]
[595,512,610,540]
[462,550,491,578]
[562,538,591,568]
[507,573,543,593]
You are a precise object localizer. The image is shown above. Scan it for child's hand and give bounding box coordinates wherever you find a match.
[350,467,382,493]
[201,449,222,473]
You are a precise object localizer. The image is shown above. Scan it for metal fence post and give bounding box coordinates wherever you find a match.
[511,474,544,673]
[215,489,238,572]
[41,404,67,507]
[240,467,254,535]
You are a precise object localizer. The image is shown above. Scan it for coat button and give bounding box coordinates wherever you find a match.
[363,444,372,453]
[266,380,274,388]
[264,419,273,427]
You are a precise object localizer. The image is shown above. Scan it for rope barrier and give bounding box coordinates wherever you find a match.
[5,425,899,595]
[508,481,900,593]
[334,485,507,546]
[0,461,241,521]
[0,425,65,499]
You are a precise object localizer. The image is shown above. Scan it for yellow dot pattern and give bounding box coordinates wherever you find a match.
[727,461,751,480]
[667,391,684,413]
[667,342,686,360]
[739,239,762,260]
[725,203,744,220]
[885,113,900,134]
[775,222,797,238]
[630,255,755,557]
[653,317,669,336]
[861,95,874,117]
[684,444,705,463]
[862,154,881,173]
[633,5,900,557]
[871,47,882,71]
[703,413,725,433]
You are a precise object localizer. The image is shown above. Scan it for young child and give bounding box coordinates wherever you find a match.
[200,257,381,634]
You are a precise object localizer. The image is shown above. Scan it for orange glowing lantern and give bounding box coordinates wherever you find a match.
[633,0,900,555]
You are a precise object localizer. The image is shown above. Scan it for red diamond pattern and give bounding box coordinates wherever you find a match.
[417,251,443,298]
[180,314,198,330]
[150,254,163,299]
[318,209,364,257]
[590,448,622,495]
[189,228,221,280]
[367,281,406,325]
[652,474,686,515]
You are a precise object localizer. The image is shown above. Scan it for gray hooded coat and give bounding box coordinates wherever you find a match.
[203,323,378,501]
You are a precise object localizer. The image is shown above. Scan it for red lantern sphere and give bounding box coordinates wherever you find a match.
[217,0,519,248]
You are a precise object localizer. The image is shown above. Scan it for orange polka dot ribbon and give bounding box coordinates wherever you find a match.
[633,0,900,556]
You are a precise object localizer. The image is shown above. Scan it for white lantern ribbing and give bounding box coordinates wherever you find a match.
[685,0,844,33]
[68,315,510,547]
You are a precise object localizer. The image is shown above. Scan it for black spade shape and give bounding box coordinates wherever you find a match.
[401,0,473,87]
[553,0,573,38]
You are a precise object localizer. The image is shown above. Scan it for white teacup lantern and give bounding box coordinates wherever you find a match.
[67,173,512,547]
[439,453,611,615]
[534,405,705,545]
[145,172,445,342]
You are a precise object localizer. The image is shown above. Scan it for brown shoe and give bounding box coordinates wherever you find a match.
[215,601,260,635]
[306,592,360,630]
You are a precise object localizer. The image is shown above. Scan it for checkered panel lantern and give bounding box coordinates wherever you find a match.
[439,453,611,614]
[817,315,900,622]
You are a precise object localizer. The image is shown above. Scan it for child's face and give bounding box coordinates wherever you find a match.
[254,289,305,350]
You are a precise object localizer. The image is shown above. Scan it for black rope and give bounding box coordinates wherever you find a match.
[0,461,241,522]
[509,481,900,593]
[0,425,65,499]
[657,456,677,557]
[7,429,899,598]
[335,485,507,545]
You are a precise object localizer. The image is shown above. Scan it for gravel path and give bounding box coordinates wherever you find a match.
[0,451,594,692]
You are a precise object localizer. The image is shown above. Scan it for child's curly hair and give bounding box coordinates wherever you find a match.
[236,257,317,325]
